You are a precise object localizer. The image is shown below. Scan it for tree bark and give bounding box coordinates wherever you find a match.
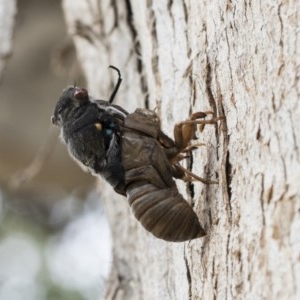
[62,0,300,299]
[0,0,16,80]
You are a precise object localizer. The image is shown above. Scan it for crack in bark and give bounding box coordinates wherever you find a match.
[167,0,173,12]
[211,256,218,299]
[225,150,232,201]
[149,0,159,101]
[205,59,218,125]
[182,0,188,25]
[124,0,149,108]
[184,247,192,300]
[167,0,174,34]
[217,100,232,223]
[277,3,284,48]
[110,0,119,31]
[182,2,192,59]
[188,181,195,201]
[259,173,266,226]
[288,109,300,162]
[166,0,177,74]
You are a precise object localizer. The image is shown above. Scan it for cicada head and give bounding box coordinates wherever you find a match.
[51,87,90,127]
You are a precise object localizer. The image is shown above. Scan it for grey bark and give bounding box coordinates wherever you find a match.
[62,1,300,299]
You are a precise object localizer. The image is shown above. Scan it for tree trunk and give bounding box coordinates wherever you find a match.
[62,1,300,299]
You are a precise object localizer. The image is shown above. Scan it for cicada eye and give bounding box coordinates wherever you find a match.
[73,87,89,102]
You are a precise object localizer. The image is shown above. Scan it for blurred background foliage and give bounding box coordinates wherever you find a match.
[0,0,112,299]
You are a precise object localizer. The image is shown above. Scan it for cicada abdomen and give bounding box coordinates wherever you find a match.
[126,182,205,242]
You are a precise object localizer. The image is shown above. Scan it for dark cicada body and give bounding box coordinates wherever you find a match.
[51,85,128,195]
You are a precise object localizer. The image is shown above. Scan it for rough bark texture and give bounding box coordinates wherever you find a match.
[0,0,16,80]
[62,1,300,299]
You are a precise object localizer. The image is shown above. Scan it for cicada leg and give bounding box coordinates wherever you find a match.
[170,111,224,184]
[173,111,223,151]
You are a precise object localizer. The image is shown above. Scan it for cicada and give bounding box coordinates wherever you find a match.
[52,66,221,242]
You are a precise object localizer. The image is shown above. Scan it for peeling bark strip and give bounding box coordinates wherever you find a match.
[62,0,300,299]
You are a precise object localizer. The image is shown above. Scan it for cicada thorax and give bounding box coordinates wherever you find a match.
[121,109,205,242]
